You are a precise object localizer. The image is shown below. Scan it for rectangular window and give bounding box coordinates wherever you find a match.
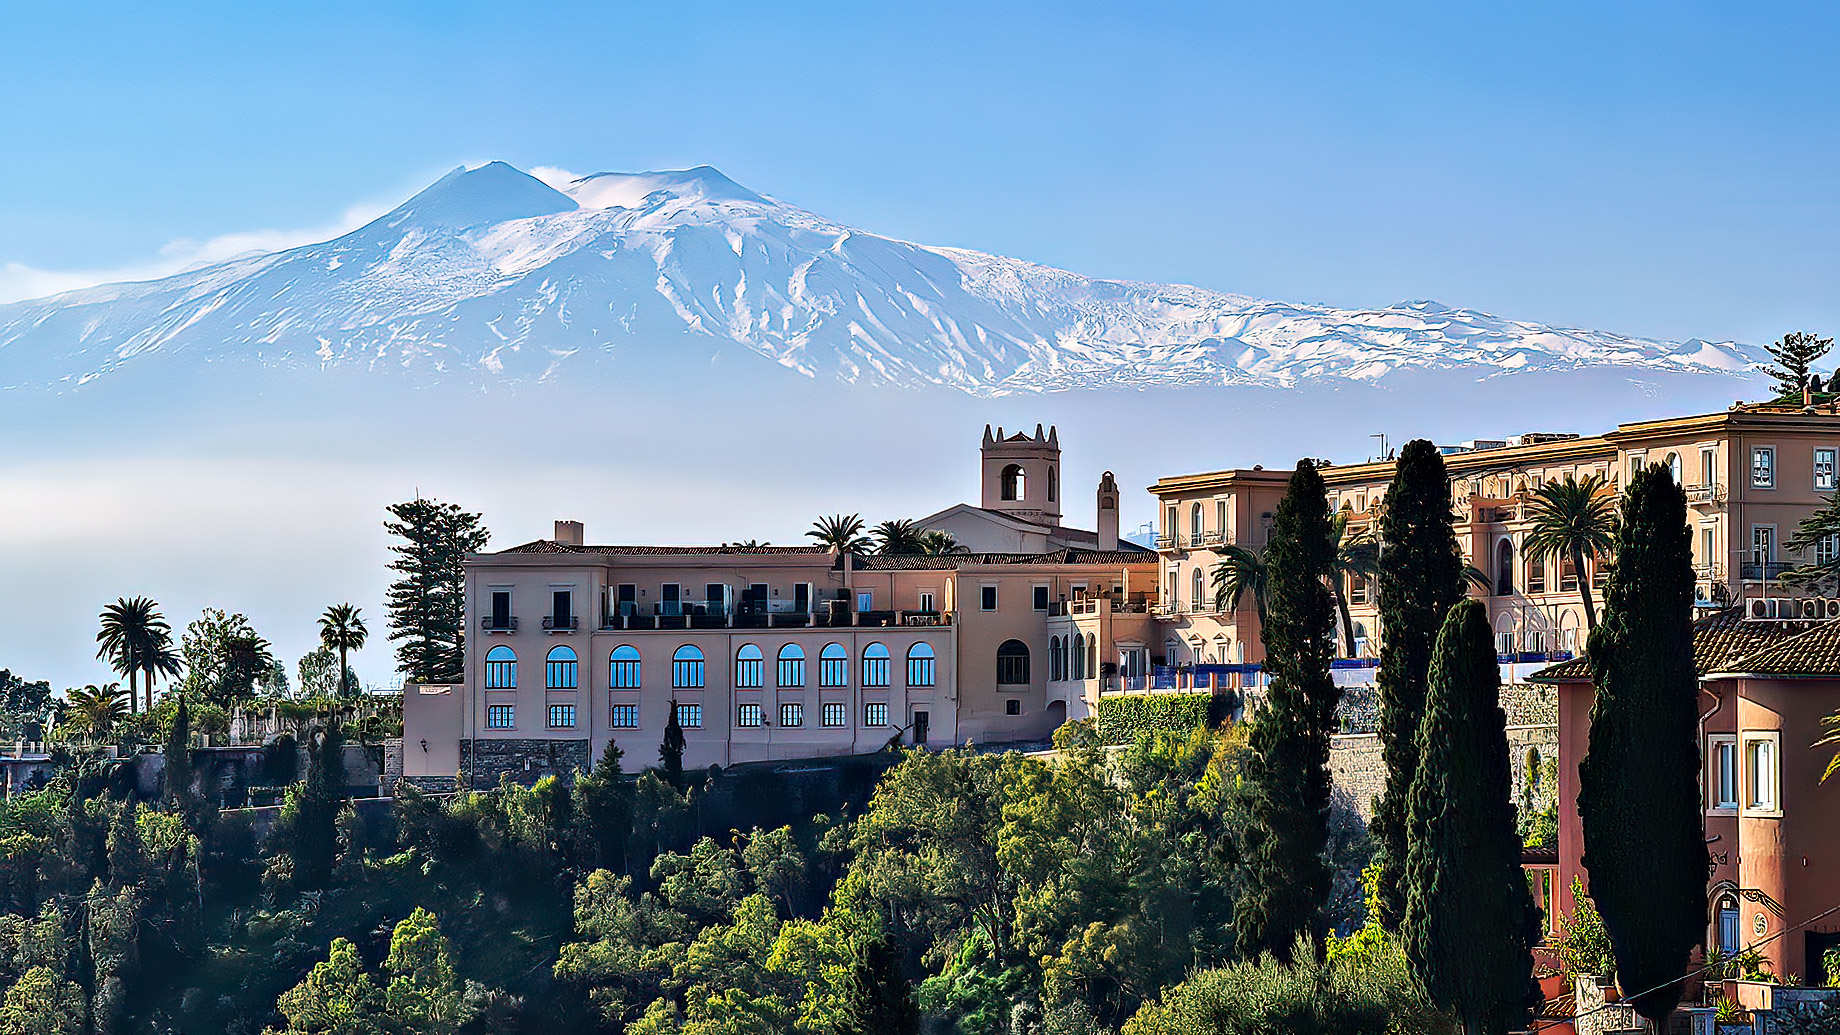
[1752,446,1775,488]
[1628,453,1646,480]
[1165,505,1178,544]
[864,702,889,727]
[1005,699,1021,716]
[705,583,728,616]
[1745,734,1779,812]
[660,583,682,616]
[857,591,873,612]
[610,704,639,729]
[486,704,515,729]
[1818,448,1837,492]
[1708,736,1738,811]
[551,589,572,628]
[908,654,936,687]
[676,703,702,730]
[823,702,847,727]
[1033,585,1050,612]
[980,585,998,611]
[780,703,803,728]
[1753,525,1776,567]
[490,590,512,629]
[1216,499,1229,540]
[1349,574,1368,605]
[918,591,935,613]
[736,653,763,689]
[1818,534,1840,568]
[1701,526,1716,571]
[548,704,575,729]
[862,654,890,688]
[1702,447,1717,488]
[737,703,762,728]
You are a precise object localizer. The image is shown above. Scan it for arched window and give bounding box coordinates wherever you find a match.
[1089,636,1098,678]
[777,644,806,688]
[1069,633,1083,680]
[1496,538,1515,595]
[1190,503,1204,544]
[862,643,890,687]
[1666,452,1682,485]
[1528,554,1546,594]
[1717,893,1740,956]
[485,645,517,689]
[1049,636,1063,681]
[907,642,937,687]
[671,645,705,689]
[1191,568,1206,612]
[1047,466,1058,503]
[1352,622,1369,657]
[735,644,763,688]
[546,646,578,690]
[1494,614,1515,657]
[819,643,848,687]
[1000,463,1025,501]
[608,645,642,690]
[997,639,1030,685]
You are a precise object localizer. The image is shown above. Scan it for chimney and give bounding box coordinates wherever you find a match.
[1096,471,1120,551]
[554,520,584,546]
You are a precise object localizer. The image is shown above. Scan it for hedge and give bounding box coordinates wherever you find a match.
[1096,693,1217,745]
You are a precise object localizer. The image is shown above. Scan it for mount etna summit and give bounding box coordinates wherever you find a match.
[0,162,1762,395]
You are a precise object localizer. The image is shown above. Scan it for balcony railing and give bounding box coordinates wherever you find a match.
[1685,483,1726,506]
[1155,534,1177,550]
[1202,531,1226,547]
[479,615,518,632]
[541,615,579,631]
[595,609,955,630]
[1187,532,1208,548]
[1740,561,1798,581]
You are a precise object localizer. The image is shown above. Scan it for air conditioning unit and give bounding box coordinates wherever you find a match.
[1802,599,1822,619]
[1825,599,1840,619]
[1776,598,1800,618]
[1749,598,1778,619]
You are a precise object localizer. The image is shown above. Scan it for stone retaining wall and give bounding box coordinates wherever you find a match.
[1327,720,1558,823]
[459,738,591,788]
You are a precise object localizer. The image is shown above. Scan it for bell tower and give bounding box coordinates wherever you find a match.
[980,424,1062,527]
[1096,471,1120,550]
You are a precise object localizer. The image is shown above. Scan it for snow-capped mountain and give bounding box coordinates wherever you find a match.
[0,162,1764,394]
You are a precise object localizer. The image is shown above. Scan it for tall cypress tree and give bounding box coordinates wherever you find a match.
[660,700,685,788]
[162,696,195,812]
[834,937,919,1035]
[1578,463,1705,1025]
[384,499,490,685]
[1234,459,1341,963]
[1372,439,1468,928]
[1402,599,1540,1035]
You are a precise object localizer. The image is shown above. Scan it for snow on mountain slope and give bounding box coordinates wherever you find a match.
[0,162,1763,394]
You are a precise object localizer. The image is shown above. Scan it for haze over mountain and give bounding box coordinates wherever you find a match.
[0,162,1764,395]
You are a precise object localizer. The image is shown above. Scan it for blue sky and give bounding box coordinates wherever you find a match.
[4,2,1839,344]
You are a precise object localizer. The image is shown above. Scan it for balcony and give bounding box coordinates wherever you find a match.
[479,615,518,632]
[1202,531,1226,547]
[1685,483,1726,507]
[541,615,579,632]
[1740,561,1798,581]
[1155,534,1177,550]
[1187,532,1208,548]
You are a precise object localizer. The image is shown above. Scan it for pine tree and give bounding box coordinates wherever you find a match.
[660,700,685,788]
[1402,599,1540,1035]
[572,741,635,872]
[384,499,490,685]
[1233,459,1341,963]
[1763,330,1833,399]
[162,697,194,812]
[834,937,919,1035]
[1371,438,1467,929]
[1578,463,1705,1026]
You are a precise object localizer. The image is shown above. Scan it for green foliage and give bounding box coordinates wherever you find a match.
[270,721,347,894]
[1579,464,1706,1024]
[1120,935,1453,1035]
[1784,494,1840,593]
[1764,329,1834,399]
[1236,460,1341,963]
[807,513,870,553]
[572,742,635,872]
[0,669,53,741]
[384,498,489,684]
[1095,692,1212,744]
[318,604,370,698]
[1551,879,1615,985]
[0,965,84,1035]
[298,647,344,700]
[56,682,130,740]
[1522,474,1617,631]
[1210,544,1268,619]
[95,595,180,714]
[661,701,686,787]
[265,909,474,1034]
[870,519,926,556]
[1371,439,1466,930]
[1400,600,1539,1035]
[162,695,196,813]
[179,607,278,706]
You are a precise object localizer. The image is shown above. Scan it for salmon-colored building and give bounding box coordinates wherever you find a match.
[402,427,1155,788]
[1533,610,1840,985]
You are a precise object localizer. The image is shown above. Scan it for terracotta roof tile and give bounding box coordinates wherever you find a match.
[852,549,1157,570]
[494,541,834,556]
[1529,605,1840,682]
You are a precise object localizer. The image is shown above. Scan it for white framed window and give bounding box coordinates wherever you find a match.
[1628,452,1647,480]
[1215,499,1228,538]
[1191,568,1206,611]
[780,703,803,728]
[918,591,936,613]
[610,704,639,729]
[822,702,847,727]
[675,703,702,730]
[856,591,873,612]
[1753,525,1776,568]
[1818,448,1838,492]
[548,704,576,729]
[864,702,889,727]
[1701,447,1717,488]
[1707,735,1738,812]
[1818,534,1840,568]
[737,703,762,728]
[1742,733,1780,815]
[486,704,515,729]
[1752,446,1776,488]
[1700,526,1716,570]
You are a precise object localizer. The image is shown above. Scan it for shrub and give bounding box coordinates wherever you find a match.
[1551,878,1615,985]
[1095,693,1213,744]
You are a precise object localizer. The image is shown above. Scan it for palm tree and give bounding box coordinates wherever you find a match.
[1819,710,1840,784]
[1211,545,1269,621]
[919,529,968,556]
[214,633,278,706]
[96,596,173,714]
[65,683,130,738]
[318,603,370,698]
[1523,474,1618,631]
[1329,512,1380,657]
[137,639,182,710]
[871,519,926,556]
[808,514,870,554]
